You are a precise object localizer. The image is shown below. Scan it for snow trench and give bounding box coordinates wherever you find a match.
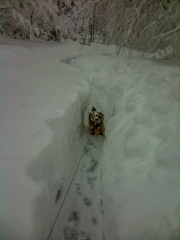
[26,54,114,240]
[46,55,114,240]
[28,53,180,240]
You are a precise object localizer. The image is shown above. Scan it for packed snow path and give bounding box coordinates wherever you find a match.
[48,134,104,240]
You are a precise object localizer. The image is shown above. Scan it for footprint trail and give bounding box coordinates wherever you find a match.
[49,135,104,240]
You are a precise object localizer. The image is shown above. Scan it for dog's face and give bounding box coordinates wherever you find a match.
[89,107,104,125]
[89,107,105,136]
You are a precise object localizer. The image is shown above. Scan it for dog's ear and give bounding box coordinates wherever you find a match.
[92,107,96,111]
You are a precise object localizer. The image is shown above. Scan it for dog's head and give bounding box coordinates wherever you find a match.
[89,107,104,125]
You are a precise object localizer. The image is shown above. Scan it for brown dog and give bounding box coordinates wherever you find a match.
[88,107,105,136]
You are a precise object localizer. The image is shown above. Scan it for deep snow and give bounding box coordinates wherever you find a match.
[1,36,180,240]
[71,53,180,240]
[1,37,90,240]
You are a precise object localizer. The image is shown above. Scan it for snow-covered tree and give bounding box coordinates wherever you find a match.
[0,0,101,43]
[58,0,102,43]
[1,0,61,40]
[1,0,179,57]
[58,0,180,56]
[100,0,180,57]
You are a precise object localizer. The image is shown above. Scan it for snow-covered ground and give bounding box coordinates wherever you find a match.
[1,37,90,240]
[1,36,180,240]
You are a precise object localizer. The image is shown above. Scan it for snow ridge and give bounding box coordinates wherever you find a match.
[70,52,180,240]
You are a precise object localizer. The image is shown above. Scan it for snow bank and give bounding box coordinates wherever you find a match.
[1,37,89,240]
[103,60,180,240]
[71,53,180,240]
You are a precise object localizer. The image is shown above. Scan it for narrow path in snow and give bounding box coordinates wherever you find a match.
[48,54,112,240]
[49,134,105,240]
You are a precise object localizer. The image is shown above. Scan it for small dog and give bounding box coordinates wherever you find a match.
[88,107,105,136]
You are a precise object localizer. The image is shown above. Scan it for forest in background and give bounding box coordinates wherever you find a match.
[0,0,180,58]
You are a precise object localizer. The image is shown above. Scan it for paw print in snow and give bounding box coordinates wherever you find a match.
[83,197,92,207]
[87,175,97,189]
[87,160,98,173]
[68,211,80,222]
[75,183,82,196]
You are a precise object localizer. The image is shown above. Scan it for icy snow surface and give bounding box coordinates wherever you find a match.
[1,36,180,240]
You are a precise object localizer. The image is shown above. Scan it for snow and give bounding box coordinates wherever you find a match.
[1,36,180,240]
[1,37,90,240]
